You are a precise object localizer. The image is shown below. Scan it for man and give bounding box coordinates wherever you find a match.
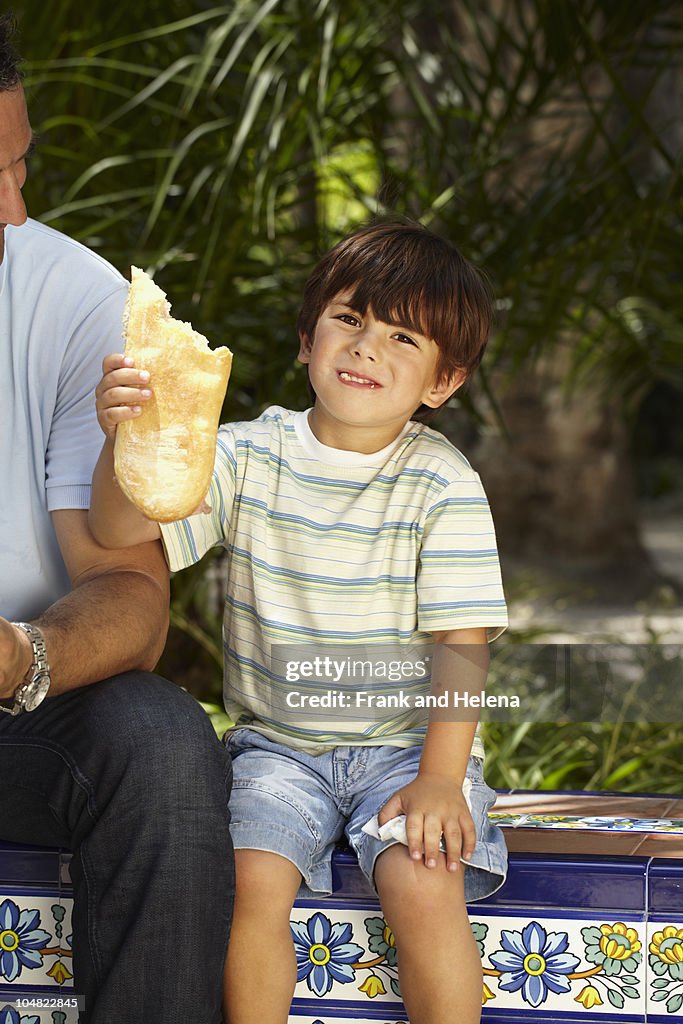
[0,14,233,1023]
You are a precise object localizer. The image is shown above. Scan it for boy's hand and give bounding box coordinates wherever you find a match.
[95,354,153,440]
[377,771,476,872]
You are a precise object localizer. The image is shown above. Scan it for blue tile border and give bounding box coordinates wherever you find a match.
[3,842,682,913]
[331,848,651,911]
[0,842,68,887]
[484,854,648,912]
[649,860,683,913]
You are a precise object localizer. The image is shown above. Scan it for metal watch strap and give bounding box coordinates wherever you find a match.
[15,621,49,677]
[0,622,51,715]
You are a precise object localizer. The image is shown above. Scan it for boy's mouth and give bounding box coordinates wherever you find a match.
[337,370,381,389]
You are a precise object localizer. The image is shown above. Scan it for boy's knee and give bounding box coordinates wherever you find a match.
[375,845,465,915]
[234,849,301,911]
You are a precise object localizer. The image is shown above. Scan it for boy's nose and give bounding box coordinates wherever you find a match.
[350,329,381,361]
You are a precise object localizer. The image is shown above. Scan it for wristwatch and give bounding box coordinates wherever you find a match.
[0,622,52,715]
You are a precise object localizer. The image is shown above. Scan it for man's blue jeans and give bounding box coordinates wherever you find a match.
[0,672,234,1023]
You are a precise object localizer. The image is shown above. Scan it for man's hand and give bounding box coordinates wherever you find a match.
[0,618,33,699]
[377,771,476,872]
[95,354,153,440]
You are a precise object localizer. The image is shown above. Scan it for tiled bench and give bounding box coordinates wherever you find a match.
[0,842,74,1024]
[2,793,682,1023]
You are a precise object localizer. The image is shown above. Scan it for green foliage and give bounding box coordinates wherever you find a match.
[14,0,683,782]
[483,717,682,794]
[481,629,683,792]
[19,0,683,414]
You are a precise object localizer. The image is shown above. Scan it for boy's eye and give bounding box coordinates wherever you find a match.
[335,313,360,326]
[394,333,418,346]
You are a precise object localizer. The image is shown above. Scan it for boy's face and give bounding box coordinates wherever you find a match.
[298,291,464,452]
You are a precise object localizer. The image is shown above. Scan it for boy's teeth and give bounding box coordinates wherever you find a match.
[340,371,377,387]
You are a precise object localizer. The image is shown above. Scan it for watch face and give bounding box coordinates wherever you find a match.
[22,675,51,712]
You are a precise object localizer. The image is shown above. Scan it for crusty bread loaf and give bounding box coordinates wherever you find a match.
[114,266,232,522]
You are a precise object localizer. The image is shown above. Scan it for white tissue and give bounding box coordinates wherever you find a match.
[362,777,473,857]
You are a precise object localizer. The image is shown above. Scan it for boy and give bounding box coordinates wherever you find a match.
[90,220,508,1024]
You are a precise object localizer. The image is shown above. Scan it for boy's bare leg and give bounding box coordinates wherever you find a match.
[224,849,303,1024]
[374,844,483,1024]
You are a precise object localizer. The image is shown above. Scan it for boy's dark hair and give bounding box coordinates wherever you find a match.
[0,11,23,90]
[297,220,493,421]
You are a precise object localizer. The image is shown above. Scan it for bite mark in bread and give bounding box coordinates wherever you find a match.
[114,267,232,522]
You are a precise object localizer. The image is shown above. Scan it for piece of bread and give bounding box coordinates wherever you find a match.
[114,266,233,522]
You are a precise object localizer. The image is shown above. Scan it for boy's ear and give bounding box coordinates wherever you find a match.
[421,368,467,409]
[297,331,313,364]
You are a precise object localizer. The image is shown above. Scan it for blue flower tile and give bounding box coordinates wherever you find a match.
[646,918,683,1020]
[0,896,73,992]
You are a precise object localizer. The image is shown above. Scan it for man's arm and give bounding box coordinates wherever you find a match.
[0,508,169,699]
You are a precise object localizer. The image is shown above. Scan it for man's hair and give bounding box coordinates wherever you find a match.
[0,12,23,91]
[297,219,493,421]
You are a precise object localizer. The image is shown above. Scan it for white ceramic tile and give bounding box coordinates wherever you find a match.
[0,887,652,1021]
[289,905,647,1019]
[646,919,683,1019]
[0,894,74,992]
[290,905,402,1009]
[477,912,645,1018]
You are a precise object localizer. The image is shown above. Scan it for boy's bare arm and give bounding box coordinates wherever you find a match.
[377,627,488,873]
[90,437,161,548]
[418,629,489,781]
[89,354,161,549]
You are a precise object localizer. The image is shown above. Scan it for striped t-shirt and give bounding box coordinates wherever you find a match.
[161,407,507,756]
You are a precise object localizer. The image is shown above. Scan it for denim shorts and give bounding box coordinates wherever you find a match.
[225,727,507,902]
